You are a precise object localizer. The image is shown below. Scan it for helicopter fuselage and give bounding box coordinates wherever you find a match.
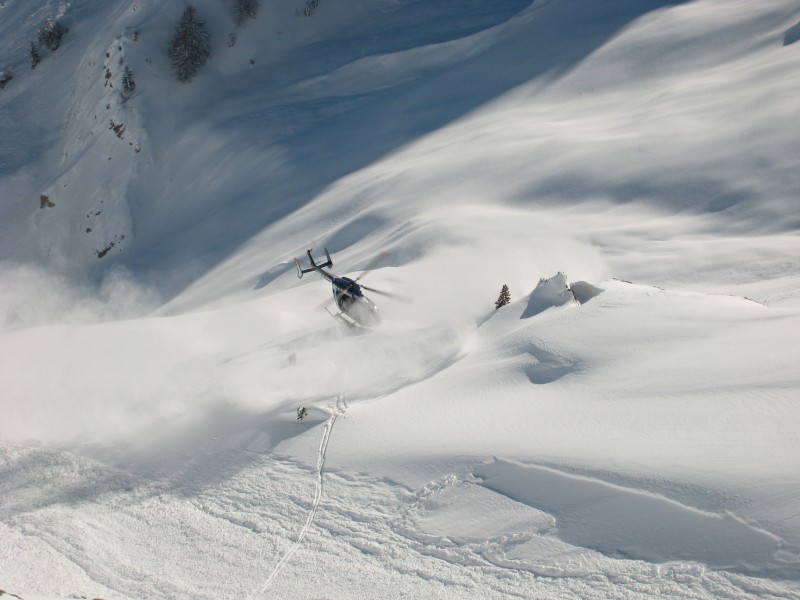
[331,276,382,327]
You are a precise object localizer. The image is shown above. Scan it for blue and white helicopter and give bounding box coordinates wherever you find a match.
[295,248,407,328]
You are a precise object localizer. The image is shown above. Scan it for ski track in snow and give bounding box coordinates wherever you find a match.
[252,396,346,597]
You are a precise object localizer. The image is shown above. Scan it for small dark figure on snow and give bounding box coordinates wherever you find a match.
[297,406,308,420]
[495,284,511,309]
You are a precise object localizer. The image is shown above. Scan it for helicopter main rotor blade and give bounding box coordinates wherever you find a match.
[360,284,414,304]
[354,251,391,283]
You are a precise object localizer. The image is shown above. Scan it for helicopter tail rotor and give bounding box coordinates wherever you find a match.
[295,247,333,279]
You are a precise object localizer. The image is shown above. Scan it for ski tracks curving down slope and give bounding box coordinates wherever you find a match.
[253,396,347,597]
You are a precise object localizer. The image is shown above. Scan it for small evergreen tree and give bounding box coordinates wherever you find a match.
[120,66,136,100]
[301,0,320,17]
[233,0,259,26]
[495,284,511,309]
[29,42,41,69]
[167,6,211,82]
[38,19,66,52]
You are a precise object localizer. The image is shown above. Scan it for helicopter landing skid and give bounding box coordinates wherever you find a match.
[325,307,359,329]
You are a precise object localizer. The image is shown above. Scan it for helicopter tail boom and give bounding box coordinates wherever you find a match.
[295,248,334,280]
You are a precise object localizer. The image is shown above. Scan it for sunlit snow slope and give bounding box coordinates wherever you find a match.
[2,0,800,598]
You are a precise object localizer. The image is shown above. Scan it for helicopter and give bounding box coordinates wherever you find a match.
[294,248,407,328]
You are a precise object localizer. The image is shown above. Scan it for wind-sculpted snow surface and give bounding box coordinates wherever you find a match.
[3,446,800,599]
[2,0,800,598]
[474,460,788,579]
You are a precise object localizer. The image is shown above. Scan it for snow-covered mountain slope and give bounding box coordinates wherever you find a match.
[2,0,800,598]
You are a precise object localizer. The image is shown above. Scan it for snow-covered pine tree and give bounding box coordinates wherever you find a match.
[495,284,511,309]
[38,19,66,52]
[29,42,41,69]
[233,0,260,26]
[167,6,211,83]
[120,66,136,101]
[302,0,321,17]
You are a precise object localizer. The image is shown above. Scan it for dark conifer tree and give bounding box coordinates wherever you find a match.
[29,42,41,69]
[167,6,211,82]
[120,66,136,100]
[233,0,259,26]
[38,19,66,51]
[495,284,511,309]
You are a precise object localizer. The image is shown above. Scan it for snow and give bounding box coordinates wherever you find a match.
[2,0,800,598]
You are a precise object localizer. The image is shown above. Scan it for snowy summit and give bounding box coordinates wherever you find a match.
[1,0,800,598]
